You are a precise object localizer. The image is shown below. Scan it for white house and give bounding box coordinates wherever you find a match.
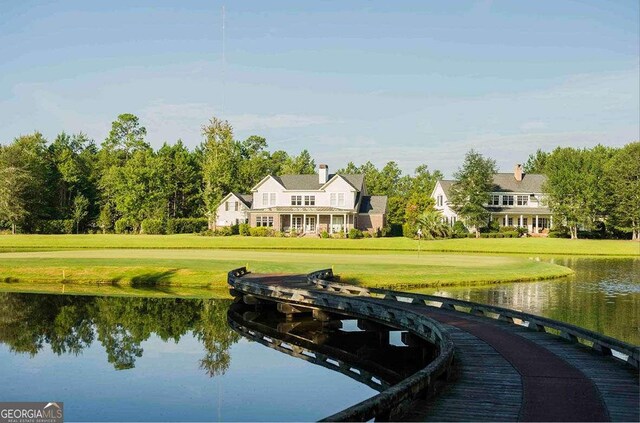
[215,164,387,234]
[214,192,252,228]
[432,164,553,234]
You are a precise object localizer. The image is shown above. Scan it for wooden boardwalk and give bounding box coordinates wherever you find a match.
[228,269,639,422]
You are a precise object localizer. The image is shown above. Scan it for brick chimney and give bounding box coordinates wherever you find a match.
[319,164,329,184]
[514,164,523,181]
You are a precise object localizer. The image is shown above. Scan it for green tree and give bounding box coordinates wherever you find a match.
[523,149,549,174]
[201,117,242,227]
[280,149,315,174]
[72,194,89,233]
[604,142,640,240]
[449,150,496,238]
[102,113,149,160]
[544,146,614,239]
[0,133,51,233]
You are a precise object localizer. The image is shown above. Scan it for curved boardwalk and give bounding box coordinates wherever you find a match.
[228,269,639,422]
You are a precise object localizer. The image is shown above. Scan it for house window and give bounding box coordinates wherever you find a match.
[507,217,513,226]
[304,195,315,206]
[330,193,336,206]
[502,195,514,206]
[291,195,302,206]
[338,193,345,206]
[437,195,443,207]
[489,195,500,206]
[517,195,528,206]
[522,217,528,226]
[225,202,229,211]
[256,216,274,227]
[269,193,276,206]
[235,201,239,211]
[262,193,268,206]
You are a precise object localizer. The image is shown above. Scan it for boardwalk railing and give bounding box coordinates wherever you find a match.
[228,267,455,422]
[308,269,640,369]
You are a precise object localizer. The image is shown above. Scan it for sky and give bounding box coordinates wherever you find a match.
[1,0,638,177]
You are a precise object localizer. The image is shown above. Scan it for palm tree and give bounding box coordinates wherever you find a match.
[416,209,451,239]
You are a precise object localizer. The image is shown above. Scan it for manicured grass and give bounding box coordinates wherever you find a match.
[0,248,573,297]
[0,234,638,256]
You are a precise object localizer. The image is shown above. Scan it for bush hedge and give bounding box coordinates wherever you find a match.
[141,218,165,235]
[249,227,275,237]
[37,219,75,234]
[115,218,136,234]
[166,218,209,234]
[239,223,251,236]
[348,228,364,239]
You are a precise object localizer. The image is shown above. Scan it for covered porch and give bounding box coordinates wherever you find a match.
[491,212,553,234]
[280,213,354,234]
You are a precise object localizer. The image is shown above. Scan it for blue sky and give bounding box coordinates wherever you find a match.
[1,0,638,176]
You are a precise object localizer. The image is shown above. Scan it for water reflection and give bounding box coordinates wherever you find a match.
[0,293,239,374]
[416,257,640,344]
[227,302,435,392]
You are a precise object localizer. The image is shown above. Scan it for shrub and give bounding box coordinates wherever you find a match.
[249,227,275,237]
[548,230,570,238]
[141,218,165,235]
[214,226,234,236]
[484,220,500,233]
[362,231,372,238]
[402,223,416,239]
[37,219,75,234]
[239,223,251,236]
[166,218,209,234]
[502,231,519,238]
[320,230,330,239]
[348,228,364,239]
[115,218,136,234]
[452,221,468,235]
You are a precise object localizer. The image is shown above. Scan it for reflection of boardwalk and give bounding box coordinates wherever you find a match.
[229,268,639,422]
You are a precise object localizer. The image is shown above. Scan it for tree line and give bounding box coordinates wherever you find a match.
[0,113,637,239]
[0,114,442,234]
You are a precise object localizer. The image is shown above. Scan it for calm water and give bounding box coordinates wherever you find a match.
[0,257,638,421]
[416,257,640,344]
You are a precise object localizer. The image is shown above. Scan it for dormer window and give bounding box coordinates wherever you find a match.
[489,195,500,206]
[517,195,528,206]
[502,195,514,206]
[437,195,443,207]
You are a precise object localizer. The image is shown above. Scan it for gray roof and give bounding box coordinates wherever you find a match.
[438,174,546,196]
[359,195,388,215]
[272,173,365,191]
[236,193,253,208]
[491,173,546,193]
[438,180,455,198]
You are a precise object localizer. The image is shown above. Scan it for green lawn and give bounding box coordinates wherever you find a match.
[0,234,638,256]
[0,247,573,297]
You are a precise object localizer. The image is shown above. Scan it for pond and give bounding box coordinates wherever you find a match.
[0,257,637,421]
[415,257,640,344]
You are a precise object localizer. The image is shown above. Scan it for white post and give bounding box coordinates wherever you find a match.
[317,213,320,233]
[329,214,333,234]
[504,214,508,227]
[303,213,307,233]
[343,213,347,233]
[290,213,293,233]
[519,214,523,228]
[535,215,539,233]
[550,215,553,229]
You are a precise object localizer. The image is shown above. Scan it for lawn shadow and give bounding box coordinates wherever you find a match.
[130,270,178,294]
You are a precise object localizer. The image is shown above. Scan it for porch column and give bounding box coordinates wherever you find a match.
[550,215,553,229]
[343,213,347,233]
[329,214,333,234]
[519,215,523,228]
[290,213,293,232]
[504,214,508,227]
[317,213,320,233]
[303,213,307,233]
[535,215,539,233]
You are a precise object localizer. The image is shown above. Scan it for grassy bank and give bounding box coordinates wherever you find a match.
[0,234,638,256]
[0,249,574,297]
